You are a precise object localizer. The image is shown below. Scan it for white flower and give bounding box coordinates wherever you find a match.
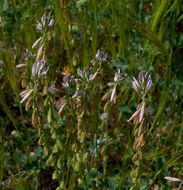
[36,21,42,31]
[48,18,54,28]
[95,50,108,62]
[164,176,181,182]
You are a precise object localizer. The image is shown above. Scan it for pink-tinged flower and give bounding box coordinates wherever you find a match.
[36,14,54,31]
[48,86,61,96]
[146,75,153,90]
[132,77,140,92]
[54,98,67,115]
[32,60,49,78]
[20,89,33,104]
[131,71,152,93]
[58,99,67,115]
[138,71,146,84]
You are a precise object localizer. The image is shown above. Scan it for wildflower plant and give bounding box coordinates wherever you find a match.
[1,0,180,189]
[128,71,153,125]
[128,71,153,189]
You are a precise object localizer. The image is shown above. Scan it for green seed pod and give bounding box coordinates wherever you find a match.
[130,169,138,183]
[47,108,52,123]
[59,181,65,189]
[25,98,32,111]
[32,109,38,128]
[44,97,49,107]
[38,135,45,146]
[71,143,77,151]
[43,146,49,156]
[102,92,110,101]
[99,122,105,130]
[50,126,54,133]
[91,167,97,176]
[104,102,111,112]
[46,154,55,167]
[82,153,88,162]
[72,25,79,33]
[78,178,84,186]
[57,158,62,170]
[132,151,142,165]
[53,122,59,129]
[55,186,62,190]
[53,143,59,153]
[77,130,85,143]
[52,170,59,180]
[56,139,62,150]
[30,152,36,161]
[51,131,57,139]
[70,39,75,46]
[129,186,136,190]
[21,78,27,88]
[76,153,80,161]
[73,161,80,172]
[101,146,106,154]
[42,85,48,95]
[68,24,72,33]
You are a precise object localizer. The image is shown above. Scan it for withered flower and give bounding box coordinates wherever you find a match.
[32,37,43,49]
[164,176,181,182]
[127,102,145,125]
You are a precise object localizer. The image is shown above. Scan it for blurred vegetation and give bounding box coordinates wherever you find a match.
[0,0,183,189]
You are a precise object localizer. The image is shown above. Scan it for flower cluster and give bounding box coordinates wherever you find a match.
[132,71,153,95]
[95,49,108,62]
[128,71,152,125]
[19,13,52,106]
[102,68,127,104]
[36,13,54,31]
